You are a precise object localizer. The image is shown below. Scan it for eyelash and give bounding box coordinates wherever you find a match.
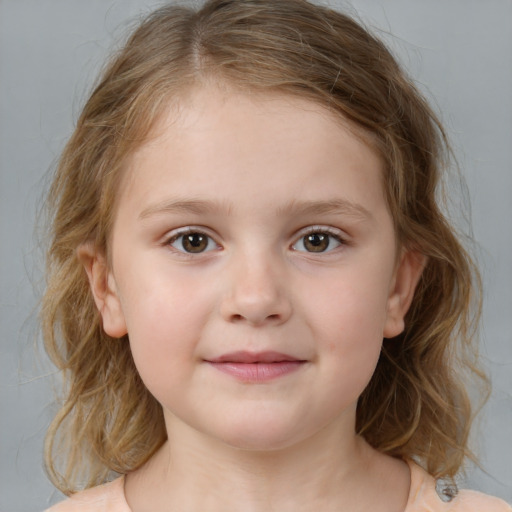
[165,227,220,255]
[291,226,347,254]
[164,226,348,255]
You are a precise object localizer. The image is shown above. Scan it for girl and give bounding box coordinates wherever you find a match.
[42,0,511,510]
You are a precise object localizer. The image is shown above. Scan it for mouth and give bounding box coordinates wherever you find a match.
[208,351,303,364]
[205,351,307,382]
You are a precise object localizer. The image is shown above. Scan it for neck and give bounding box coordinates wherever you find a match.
[124,417,410,512]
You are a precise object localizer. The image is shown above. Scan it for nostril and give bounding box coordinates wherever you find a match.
[229,312,281,325]
[222,289,292,325]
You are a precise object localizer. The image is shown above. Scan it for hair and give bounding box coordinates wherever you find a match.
[42,0,486,495]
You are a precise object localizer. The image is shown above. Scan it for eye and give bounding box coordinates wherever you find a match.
[292,229,344,253]
[168,230,218,254]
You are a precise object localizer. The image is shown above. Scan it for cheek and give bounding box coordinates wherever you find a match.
[116,268,215,387]
[300,264,392,390]
[319,295,384,408]
[305,267,392,344]
[118,260,212,333]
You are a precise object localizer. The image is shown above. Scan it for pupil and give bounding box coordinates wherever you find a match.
[305,233,329,252]
[184,233,207,252]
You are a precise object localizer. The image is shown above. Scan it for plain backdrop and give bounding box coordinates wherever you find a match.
[1,1,511,510]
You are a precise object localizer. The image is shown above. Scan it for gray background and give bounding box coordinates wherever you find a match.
[1,1,511,510]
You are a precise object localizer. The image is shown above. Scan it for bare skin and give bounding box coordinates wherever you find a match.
[82,87,421,512]
[124,430,410,512]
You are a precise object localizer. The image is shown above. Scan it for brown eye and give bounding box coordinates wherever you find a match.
[292,231,343,253]
[303,233,329,252]
[182,233,208,253]
[170,232,216,253]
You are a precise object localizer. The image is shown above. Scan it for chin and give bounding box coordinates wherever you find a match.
[203,414,313,453]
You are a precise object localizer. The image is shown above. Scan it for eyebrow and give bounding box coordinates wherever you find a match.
[276,198,372,221]
[139,199,228,219]
[139,198,372,221]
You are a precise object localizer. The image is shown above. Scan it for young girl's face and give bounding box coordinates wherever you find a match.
[87,87,420,451]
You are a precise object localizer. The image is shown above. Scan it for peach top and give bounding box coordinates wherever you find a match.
[45,460,511,511]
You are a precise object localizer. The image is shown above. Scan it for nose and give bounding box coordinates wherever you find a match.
[220,249,292,327]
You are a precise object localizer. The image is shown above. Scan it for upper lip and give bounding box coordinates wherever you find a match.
[207,351,303,364]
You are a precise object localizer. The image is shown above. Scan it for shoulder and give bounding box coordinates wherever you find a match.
[44,477,130,512]
[406,460,512,512]
[449,489,512,511]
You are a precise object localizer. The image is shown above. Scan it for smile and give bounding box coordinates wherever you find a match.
[205,351,307,382]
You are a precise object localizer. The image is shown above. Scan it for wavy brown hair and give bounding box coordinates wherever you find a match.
[42,0,486,494]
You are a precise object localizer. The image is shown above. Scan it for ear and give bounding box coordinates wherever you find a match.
[77,243,128,338]
[383,250,426,339]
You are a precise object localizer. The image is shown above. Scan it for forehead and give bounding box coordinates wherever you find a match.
[118,86,386,218]
[149,86,377,153]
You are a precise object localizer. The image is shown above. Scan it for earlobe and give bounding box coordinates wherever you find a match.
[77,243,128,338]
[383,250,426,339]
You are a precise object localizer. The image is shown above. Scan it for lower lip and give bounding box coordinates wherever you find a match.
[207,361,304,382]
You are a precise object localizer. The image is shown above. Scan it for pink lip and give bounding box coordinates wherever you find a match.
[206,351,306,382]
